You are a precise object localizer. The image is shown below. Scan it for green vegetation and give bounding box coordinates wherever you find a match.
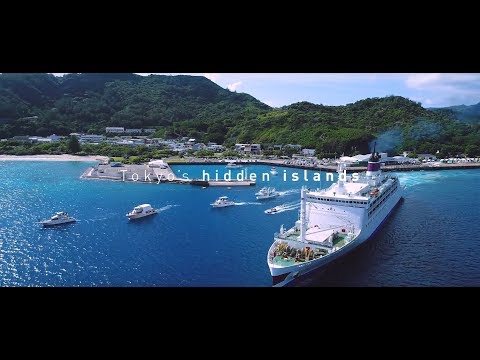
[67,135,81,154]
[0,140,67,155]
[0,73,479,157]
[0,73,268,142]
[431,102,480,125]
[0,140,180,160]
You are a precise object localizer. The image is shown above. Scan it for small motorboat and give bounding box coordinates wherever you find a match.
[225,162,242,169]
[211,196,235,208]
[39,212,76,227]
[126,204,158,220]
[265,205,286,214]
[255,187,279,200]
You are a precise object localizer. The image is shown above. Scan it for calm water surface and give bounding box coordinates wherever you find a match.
[0,161,478,286]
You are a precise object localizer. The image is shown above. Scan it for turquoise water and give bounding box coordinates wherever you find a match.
[0,161,479,286]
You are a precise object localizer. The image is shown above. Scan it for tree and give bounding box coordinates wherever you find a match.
[195,149,215,158]
[67,136,81,154]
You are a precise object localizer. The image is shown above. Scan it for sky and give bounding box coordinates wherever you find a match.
[52,73,480,108]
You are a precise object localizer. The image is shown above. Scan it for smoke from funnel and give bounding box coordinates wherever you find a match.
[369,128,403,154]
[409,119,443,141]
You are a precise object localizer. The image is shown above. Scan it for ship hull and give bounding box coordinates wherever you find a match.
[42,219,76,227]
[256,195,278,200]
[211,203,235,208]
[127,211,158,220]
[269,189,403,287]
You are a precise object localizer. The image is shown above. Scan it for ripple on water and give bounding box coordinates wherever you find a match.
[0,162,479,286]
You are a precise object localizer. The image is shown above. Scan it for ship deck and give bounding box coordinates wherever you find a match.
[270,233,349,267]
[275,228,350,245]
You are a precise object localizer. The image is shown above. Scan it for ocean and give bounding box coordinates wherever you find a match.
[0,161,479,286]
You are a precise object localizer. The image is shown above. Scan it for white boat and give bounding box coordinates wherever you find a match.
[40,212,76,227]
[255,187,279,200]
[265,204,287,214]
[270,167,278,175]
[126,204,158,220]
[267,145,403,287]
[211,196,235,208]
[225,162,242,169]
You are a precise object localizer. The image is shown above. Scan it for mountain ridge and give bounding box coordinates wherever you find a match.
[0,73,479,157]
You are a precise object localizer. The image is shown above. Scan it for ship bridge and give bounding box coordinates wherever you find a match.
[307,182,371,205]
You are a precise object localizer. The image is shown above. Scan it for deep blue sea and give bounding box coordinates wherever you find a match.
[0,161,479,286]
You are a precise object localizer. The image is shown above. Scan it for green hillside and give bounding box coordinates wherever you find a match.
[226,96,480,157]
[431,102,480,125]
[0,73,270,144]
[0,73,479,157]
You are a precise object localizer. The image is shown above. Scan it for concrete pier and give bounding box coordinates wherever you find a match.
[81,163,179,183]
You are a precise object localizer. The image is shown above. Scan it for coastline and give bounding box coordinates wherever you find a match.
[166,159,480,172]
[0,154,109,162]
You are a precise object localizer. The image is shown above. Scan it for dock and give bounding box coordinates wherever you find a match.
[81,158,480,185]
[190,179,256,187]
[81,163,182,183]
[81,163,254,186]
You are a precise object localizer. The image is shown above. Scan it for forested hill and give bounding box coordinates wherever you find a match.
[0,73,270,141]
[430,102,480,125]
[228,96,480,157]
[0,73,479,157]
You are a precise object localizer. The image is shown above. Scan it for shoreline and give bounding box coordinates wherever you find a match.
[167,159,480,173]
[1,154,479,173]
[0,154,109,162]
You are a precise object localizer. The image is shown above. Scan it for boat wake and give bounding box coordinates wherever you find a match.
[394,172,445,189]
[277,189,300,197]
[78,214,117,223]
[158,204,178,212]
[234,202,262,206]
[265,202,300,214]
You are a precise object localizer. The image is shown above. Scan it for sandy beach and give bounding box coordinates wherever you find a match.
[0,154,109,162]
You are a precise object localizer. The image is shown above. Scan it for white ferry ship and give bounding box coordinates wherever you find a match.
[267,147,403,286]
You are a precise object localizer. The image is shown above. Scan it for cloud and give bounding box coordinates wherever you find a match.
[203,73,221,83]
[405,73,480,107]
[227,81,243,92]
[405,73,442,88]
[263,99,278,107]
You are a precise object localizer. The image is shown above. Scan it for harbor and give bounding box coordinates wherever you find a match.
[81,162,257,186]
[81,158,480,187]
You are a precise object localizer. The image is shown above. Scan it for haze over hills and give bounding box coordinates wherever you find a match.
[430,102,480,125]
[0,73,479,157]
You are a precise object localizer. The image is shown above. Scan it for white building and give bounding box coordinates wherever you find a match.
[106,127,125,134]
[192,143,206,151]
[143,129,156,134]
[124,129,142,134]
[235,143,261,154]
[284,144,302,151]
[207,144,225,152]
[302,148,316,156]
[29,136,52,143]
[79,134,105,143]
